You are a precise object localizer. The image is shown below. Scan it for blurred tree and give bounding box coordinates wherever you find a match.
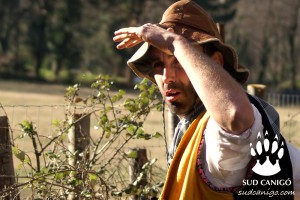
[288,0,300,90]
[194,0,239,50]
[226,0,300,90]
[0,0,19,54]
[256,0,273,83]
[26,0,49,78]
[0,0,23,76]
[116,0,145,84]
[47,0,82,82]
[108,0,169,85]
[195,0,239,24]
[0,0,298,90]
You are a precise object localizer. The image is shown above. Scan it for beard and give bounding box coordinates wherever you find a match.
[164,81,199,117]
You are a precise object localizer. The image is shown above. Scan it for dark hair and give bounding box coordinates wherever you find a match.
[202,41,246,84]
[202,42,218,56]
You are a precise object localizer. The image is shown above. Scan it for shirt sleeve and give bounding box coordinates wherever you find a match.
[203,104,264,188]
[203,104,300,194]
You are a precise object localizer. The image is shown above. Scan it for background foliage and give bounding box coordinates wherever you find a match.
[0,0,299,90]
[1,76,165,199]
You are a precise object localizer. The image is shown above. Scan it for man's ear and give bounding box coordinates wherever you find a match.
[167,27,174,33]
[211,51,224,67]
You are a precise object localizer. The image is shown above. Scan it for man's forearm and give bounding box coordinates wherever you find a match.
[172,37,254,134]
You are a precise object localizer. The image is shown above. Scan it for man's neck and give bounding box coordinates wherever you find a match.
[180,101,204,122]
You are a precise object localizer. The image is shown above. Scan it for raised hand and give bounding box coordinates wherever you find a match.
[113,23,179,55]
[113,26,144,49]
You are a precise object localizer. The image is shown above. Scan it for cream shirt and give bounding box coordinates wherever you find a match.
[204,104,300,198]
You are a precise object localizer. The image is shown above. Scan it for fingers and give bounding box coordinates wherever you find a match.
[115,37,142,49]
[113,27,139,42]
[114,27,137,35]
[113,33,137,42]
[113,23,163,49]
[114,23,153,35]
[115,38,131,49]
[113,27,142,49]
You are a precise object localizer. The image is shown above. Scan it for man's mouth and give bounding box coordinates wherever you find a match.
[165,90,180,102]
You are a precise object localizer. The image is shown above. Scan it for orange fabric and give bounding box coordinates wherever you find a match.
[160,112,233,200]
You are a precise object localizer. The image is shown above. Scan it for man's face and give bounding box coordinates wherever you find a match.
[150,47,199,118]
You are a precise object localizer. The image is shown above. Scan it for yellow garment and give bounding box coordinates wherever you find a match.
[160,112,233,200]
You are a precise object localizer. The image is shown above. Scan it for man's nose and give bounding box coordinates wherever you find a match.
[162,65,175,84]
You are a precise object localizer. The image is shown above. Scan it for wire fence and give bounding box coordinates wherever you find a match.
[0,103,169,168]
[266,93,300,107]
[0,104,168,199]
[0,92,299,165]
[0,92,299,199]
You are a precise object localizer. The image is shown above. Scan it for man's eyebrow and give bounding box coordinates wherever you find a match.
[149,48,159,58]
[149,50,162,64]
[149,58,161,67]
[150,53,160,60]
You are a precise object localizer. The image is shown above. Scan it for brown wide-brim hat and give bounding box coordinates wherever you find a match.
[127,0,249,84]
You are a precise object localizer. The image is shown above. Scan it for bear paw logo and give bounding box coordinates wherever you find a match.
[250,131,284,176]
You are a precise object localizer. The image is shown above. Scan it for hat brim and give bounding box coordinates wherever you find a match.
[127,22,249,84]
[127,42,156,83]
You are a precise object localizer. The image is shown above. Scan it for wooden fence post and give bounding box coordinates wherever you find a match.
[129,148,148,200]
[217,23,225,42]
[247,84,266,99]
[68,113,90,200]
[0,116,20,200]
[68,113,90,162]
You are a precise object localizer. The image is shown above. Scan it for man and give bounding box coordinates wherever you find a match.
[113,0,300,199]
